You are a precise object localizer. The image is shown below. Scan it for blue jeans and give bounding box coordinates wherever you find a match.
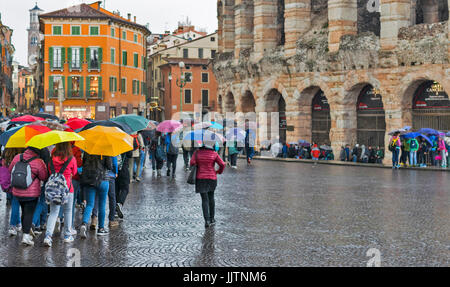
[71,180,80,229]
[392,148,400,167]
[138,150,145,178]
[10,195,21,227]
[149,150,156,170]
[82,181,109,229]
[45,192,74,238]
[32,188,47,227]
[409,151,417,166]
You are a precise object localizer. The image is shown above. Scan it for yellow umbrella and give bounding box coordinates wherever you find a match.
[75,126,133,157]
[6,125,52,148]
[26,130,85,149]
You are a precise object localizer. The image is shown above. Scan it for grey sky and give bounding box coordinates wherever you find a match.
[1,0,218,65]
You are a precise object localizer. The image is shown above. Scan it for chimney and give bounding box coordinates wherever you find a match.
[134,16,136,23]
[97,1,102,10]
[127,13,131,21]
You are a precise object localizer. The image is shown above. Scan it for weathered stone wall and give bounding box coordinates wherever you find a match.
[213,0,450,164]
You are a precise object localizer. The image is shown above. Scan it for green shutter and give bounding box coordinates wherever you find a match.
[144,57,147,70]
[98,77,102,99]
[49,76,53,98]
[67,76,72,98]
[137,80,140,94]
[123,51,127,66]
[86,77,91,98]
[62,76,65,99]
[49,47,53,68]
[68,48,72,69]
[109,77,112,92]
[132,80,135,94]
[86,48,91,69]
[61,48,65,69]
[98,48,103,63]
[134,54,138,68]
[80,47,84,63]
[115,78,117,92]
[80,76,84,98]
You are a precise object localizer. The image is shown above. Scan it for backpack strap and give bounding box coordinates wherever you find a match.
[23,156,39,164]
[59,157,73,175]
[49,159,56,175]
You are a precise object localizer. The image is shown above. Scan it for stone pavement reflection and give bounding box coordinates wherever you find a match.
[0,158,448,266]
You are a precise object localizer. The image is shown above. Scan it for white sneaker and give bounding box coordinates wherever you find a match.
[8,227,17,236]
[70,228,77,236]
[21,234,34,246]
[43,236,52,247]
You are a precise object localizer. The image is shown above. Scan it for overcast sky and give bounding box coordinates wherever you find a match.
[1,0,218,65]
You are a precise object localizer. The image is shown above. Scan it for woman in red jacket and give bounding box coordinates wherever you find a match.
[9,147,48,246]
[43,142,77,247]
[190,145,226,228]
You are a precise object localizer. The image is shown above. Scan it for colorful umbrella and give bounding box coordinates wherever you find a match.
[66,118,91,131]
[26,130,85,149]
[210,122,224,130]
[417,128,440,136]
[111,115,150,133]
[11,115,45,123]
[183,129,224,149]
[32,120,69,131]
[157,120,182,133]
[75,126,133,157]
[79,120,133,134]
[226,128,246,142]
[33,113,59,121]
[145,120,159,131]
[0,126,22,146]
[6,125,52,148]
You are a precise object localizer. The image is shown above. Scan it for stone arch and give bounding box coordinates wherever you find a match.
[260,88,287,143]
[241,90,256,113]
[224,91,236,113]
[261,78,289,104]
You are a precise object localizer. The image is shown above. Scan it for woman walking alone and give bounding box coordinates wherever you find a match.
[8,147,48,246]
[190,144,225,228]
[43,142,78,246]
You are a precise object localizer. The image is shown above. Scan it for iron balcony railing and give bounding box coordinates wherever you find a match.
[46,90,104,101]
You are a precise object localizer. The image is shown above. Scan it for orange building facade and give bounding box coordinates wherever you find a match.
[40,2,149,120]
[160,58,218,121]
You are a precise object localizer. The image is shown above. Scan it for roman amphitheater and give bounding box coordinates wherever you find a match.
[212,0,449,161]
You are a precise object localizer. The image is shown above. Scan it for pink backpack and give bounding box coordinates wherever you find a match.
[0,161,11,192]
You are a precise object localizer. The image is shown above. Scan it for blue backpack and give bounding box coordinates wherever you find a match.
[45,157,72,205]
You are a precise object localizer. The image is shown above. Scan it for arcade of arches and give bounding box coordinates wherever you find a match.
[217,79,449,163]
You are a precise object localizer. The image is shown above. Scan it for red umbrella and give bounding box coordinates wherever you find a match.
[66,118,91,131]
[11,115,45,123]
[27,125,52,134]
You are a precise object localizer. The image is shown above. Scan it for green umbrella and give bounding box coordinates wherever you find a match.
[111,115,150,133]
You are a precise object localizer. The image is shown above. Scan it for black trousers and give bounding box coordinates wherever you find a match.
[200,192,215,222]
[167,154,178,173]
[19,199,38,234]
[182,149,192,167]
[230,153,238,166]
[115,182,130,206]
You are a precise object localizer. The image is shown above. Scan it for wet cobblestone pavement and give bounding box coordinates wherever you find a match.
[0,159,448,267]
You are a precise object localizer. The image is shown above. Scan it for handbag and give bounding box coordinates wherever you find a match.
[187,151,198,185]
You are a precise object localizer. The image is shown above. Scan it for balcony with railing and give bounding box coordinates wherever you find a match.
[46,90,104,101]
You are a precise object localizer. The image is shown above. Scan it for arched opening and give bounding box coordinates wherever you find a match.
[241,91,256,113]
[224,92,236,113]
[356,85,386,148]
[414,0,449,24]
[218,94,223,113]
[357,0,380,36]
[412,80,450,130]
[265,89,286,143]
[311,90,331,145]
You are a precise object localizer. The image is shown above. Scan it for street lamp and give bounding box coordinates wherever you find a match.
[175,61,187,116]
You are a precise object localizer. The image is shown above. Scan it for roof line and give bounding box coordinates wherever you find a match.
[152,32,217,54]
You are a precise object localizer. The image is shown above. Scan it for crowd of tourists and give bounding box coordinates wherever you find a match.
[0,115,252,247]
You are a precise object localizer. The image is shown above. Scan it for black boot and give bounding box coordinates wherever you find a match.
[205,219,212,228]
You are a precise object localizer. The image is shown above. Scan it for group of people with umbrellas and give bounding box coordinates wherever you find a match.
[389,127,449,169]
[0,113,153,246]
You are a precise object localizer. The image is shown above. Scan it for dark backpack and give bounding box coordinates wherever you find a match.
[10,154,39,190]
[45,157,73,205]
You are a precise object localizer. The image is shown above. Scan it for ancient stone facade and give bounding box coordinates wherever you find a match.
[213,0,450,163]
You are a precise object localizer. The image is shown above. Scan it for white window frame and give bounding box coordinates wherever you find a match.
[89,46,100,70]
[134,33,138,43]
[133,52,139,68]
[111,27,115,37]
[122,30,127,40]
[52,75,64,99]
[201,72,209,83]
[89,25,100,36]
[110,48,115,64]
[184,89,192,104]
[184,72,193,83]
[52,25,63,35]
[70,75,82,98]
[71,25,81,36]
[202,89,209,107]
[121,78,127,94]
[122,50,128,66]
[71,47,81,70]
[53,47,63,69]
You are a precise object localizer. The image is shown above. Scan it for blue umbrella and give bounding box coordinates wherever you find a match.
[183,129,224,149]
[209,122,224,130]
[226,128,246,142]
[417,128,439,136]
[0,125,23,146]
[446,132,450,137]
[401,132,421,139]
